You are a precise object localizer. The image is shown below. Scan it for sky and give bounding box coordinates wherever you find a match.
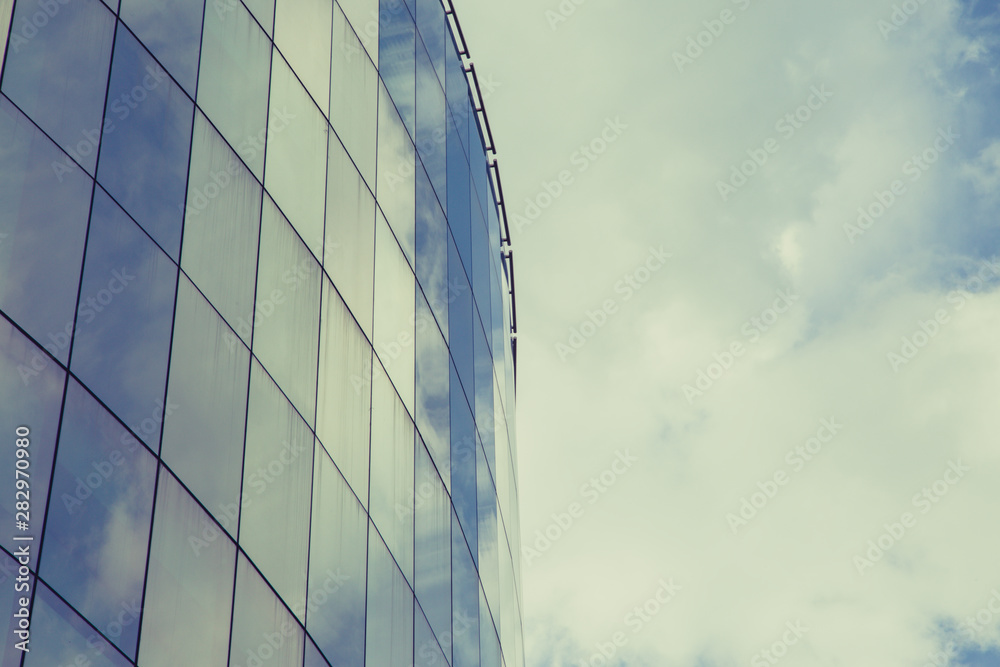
[457,1,1000,666]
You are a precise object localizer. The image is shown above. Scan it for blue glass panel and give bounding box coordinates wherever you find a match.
[416,167,448,340]
[416,0,445,84]
[160,275,249,528]
[101,0,120,13]
[71,188,177,452]
[22,583,132,667]
[1,0,114,175]
[229,554,305,667]
[444,33,467,157]
[365,527,414,667]
[40,379,156,659]
[308,444,367,667]
[414,291,449,481]
[198,0,271,179]
[452,511,480,667]
[379,0,415,138]
[480,588,501,667]
[448,233,474,398]
[446,126,471,277]
[414,440,451,660]
[473,319,494,463]
[416,44,446,206]
[450,362,477,564]
[415,606,448,667]
[0,97,92,363]
[0,314,64,560]
[139,468,236,667]
[97,27,194,261]
[119,0,205,96]
[477,438,499,618]
[305,636,332,667]
[472,205,492,337]
[377,82,416,267]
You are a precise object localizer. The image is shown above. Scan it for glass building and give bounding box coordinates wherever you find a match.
[0,0,522,665]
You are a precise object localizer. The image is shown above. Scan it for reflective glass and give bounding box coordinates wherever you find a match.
[414,441,451,660]
[414,290,449,483]
[241,0,274,36]
[378,0,414,137]
[71,188,177,452]
[472,209,492,337]
[444,34,468,157]
[1,0,114,175]
[265,52,328,260]
[365,527,414,667]
[119,0,204,95]
[325,134,375,338]
[97,27,193,261]
[491,262,506,409]
[305,636,332,667]
[498,546,515,667]
[416,0,445,84]
[377,82,416,266]
[22,583,132,667]
[472,141,489,230]
[316,279,371,504]
[450,362,477,564]
[0,314,63,559]
[160,275,249,529]
[374,210,415,412]
[415,606,448,667]
[308,443,367,667]
[254,195,322,425]
[274,0,330,116]
[198,0,271,179]
[229,554,305,667]
[473,320,494,463]
[452,511,480,667]
[480,588,501,667]
[477,439,499,617]
[0,550,29,663]
[102,0,121,12]
[40,379,156,659]
[339,0,379,65]
[182,111,261,341]
[369,362,414,583]
[448,234,474,400]
[416,43,446,204]
[0,97,92,362]
[139,468,236,667]
[0,1,12,75]
[446,128,471,278]
[331,2,378,187]
[240,360,313,619]
[416,155,449,339]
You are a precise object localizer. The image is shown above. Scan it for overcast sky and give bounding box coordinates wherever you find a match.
[459,1,1000,666]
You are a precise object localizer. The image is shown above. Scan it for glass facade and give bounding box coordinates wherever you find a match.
[0,0,521,664]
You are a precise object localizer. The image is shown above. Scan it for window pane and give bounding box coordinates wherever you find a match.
[339,0,378,65]
[23,583,132,667]
[480,587,501,667]
[229,554,304,667]
[414,440,451,660]
[254,195,322,425]
[474,320,494,462]
[379,0,414,137]
[369,362,415,584]
[161,275,249,528]
[40,379,156,659]
[0,97,92,362]
[331,3,377,187]
[450,362,477,564]
[416,44,446,205]
[445,36,468,157]
[365,527,414,667]
[414,290,449,483]
[1,0,114,175]
[97,27,194,261]
[274,0,330,117]
[0,314,64,559]
[198,0,271,179]
[325,134,375,339]
[241,0,274,36]
[71,188,177,452]
[119,0,205,95]
[448,234,474,401]
[308,444,367,667]
[374,210,415,412]
[139,468,236,667]
[477,439,500,618]
[265,52,328,260]
[416,166,448,336]
[446,127,471,278]
[472,211,492,338]
[182,110,262,341]
[316,278,371,504]
[415,606,448,667]
[304,636,332,667]
[377,82,416,266]
[240,360,313,620]
[452,511,480,667]
[416,0,445,82]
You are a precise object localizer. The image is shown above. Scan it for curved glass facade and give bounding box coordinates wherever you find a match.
[0,0,522,665]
